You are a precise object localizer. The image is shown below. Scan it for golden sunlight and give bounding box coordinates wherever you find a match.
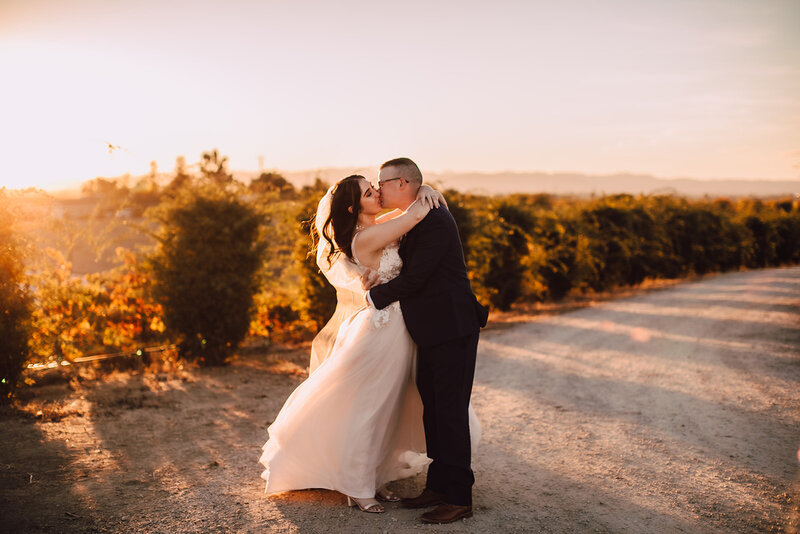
[2,40,178,190]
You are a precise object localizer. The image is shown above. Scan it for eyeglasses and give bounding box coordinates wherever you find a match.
[374,177,406,190]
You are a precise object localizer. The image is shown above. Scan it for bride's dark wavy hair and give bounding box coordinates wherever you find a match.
[315,174,364,265]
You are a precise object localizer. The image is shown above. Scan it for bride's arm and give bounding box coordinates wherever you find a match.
[376,208,402,223]
[354,201,430,259]
[374,186,446,223]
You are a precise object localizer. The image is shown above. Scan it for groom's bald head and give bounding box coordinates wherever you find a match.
[380,157,423,186]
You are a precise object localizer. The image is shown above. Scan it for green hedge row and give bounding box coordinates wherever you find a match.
[438,192,800,310]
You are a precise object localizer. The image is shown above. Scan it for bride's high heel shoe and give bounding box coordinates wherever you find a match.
[347,496,385,513]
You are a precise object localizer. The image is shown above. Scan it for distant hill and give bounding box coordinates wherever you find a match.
[255,168,799,199]
[45,168,799,199]
[427,171,799,198]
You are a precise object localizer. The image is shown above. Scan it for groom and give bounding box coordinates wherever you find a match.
[365,157,489,524]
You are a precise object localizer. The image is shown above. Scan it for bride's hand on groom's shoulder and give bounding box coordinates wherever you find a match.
[407,199,431,220]
[416,185,448,210]
[360,268,381,292]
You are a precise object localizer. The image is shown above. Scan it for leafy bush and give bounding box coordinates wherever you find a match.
[148,185,265,365]
[443,189,478,260]
[248,190,317,343]
[0,191,32,403]
[580,196,662,290]
[29,248,107,362]
[26,246,166,367]
[484,202,536,310]
[457,192,800,312]
[774,214,800,264]
[530,211,587,300]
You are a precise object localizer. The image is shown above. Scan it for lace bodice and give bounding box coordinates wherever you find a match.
[375,242,402,283]
[352,236,402,328]
[351,235,402,279]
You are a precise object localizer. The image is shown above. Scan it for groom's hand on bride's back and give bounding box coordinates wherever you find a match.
[360,268,381,291]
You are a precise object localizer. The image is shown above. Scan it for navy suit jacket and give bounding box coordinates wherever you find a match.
[370,206,488,348]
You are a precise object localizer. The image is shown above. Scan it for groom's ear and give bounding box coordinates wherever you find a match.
[347,206,353,213]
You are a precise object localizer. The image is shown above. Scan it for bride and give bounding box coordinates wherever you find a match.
[258,174,479,513]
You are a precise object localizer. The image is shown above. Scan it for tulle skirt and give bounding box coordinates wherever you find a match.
[259,305,430,498]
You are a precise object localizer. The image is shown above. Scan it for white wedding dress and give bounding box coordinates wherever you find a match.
[259,240,430,498]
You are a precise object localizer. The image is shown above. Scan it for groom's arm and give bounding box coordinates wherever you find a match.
[369,211,450,310]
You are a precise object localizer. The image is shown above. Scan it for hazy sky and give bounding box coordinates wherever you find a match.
[1,0,798,190]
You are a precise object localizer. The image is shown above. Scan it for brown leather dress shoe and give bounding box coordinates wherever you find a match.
[421,503,473,524]
[400,488,446,509]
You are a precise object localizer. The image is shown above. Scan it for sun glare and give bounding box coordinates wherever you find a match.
[1,41,157,190]
[1,1,798,191]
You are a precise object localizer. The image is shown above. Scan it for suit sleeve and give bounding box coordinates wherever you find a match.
[369,211,450,310]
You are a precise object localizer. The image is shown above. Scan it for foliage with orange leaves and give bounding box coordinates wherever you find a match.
[28,247,167,365]
[10,157,800,386]
[0,189,33,403]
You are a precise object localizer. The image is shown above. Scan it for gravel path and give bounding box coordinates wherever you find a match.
[2,266,799,533]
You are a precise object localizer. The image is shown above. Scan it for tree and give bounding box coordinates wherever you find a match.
[443,190,477,260]
[0,190,32,403]
[80,177,131,216]
[81,177,128,199]
[148,185,265,365]
[248,189,314,343]
[249,172,297,199]
[664,206,743,276]
[199,149,234,187]
[468,200,535,310]
[580,199,660,290]
[743,215,777,268]
[166,155,193,194]
[301,177,330,197]
[532,211,583,300]
[774,214,800,264]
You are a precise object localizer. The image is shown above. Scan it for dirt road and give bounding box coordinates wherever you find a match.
[2,266,799,533]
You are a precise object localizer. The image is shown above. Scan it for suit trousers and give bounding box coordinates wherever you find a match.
[416,331,479,506]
